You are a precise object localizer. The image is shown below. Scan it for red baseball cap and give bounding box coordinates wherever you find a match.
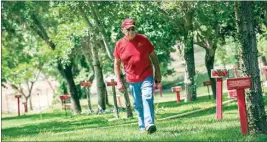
[121,18,135,28]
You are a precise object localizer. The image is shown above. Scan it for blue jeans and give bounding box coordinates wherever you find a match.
[128,76,155,129]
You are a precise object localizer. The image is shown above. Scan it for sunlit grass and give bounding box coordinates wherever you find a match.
[2,95,267,141]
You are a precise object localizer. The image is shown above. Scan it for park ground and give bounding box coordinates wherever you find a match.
[2,88,267,141]
[2,47,267,141]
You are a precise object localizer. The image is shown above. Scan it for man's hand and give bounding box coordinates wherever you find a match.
[117,81,125,93]
[155,73,162,83]
[114,58,125,93]
[149,51,162,84]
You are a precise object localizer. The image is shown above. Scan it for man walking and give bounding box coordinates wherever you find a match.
[113,18,161,134]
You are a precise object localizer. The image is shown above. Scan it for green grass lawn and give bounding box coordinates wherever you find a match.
[2,95,267,141]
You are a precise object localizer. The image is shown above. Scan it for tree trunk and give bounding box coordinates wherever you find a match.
[184,38,197,102]
[105,91,110,106]
[85,87,92,112]
[205,48,216,99]
[91,44,106,111]
[27,82,35,111]
[82,35,110,108]
[59,63,82,115]
[182,3,197,102]
[45,76,56,95]
[235,1,267,134]
[80,5,113,106]
[261,56,267,66]
[81,36,95,110]
[25,96,29,112]
[29,95,33,110]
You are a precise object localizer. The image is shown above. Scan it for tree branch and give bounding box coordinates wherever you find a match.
[30,14,56,50]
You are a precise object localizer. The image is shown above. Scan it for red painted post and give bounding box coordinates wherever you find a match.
[176,92,180,102]
[236,89,248,134]
[15,95,22,116]
[59,94,70,116]
[211,69,228,120]
[59,94,70,104]
[216,78,223,120]
[81,82,92,87]
[227,77,251,135]
[228,90,237,100]
[171,86,182,103]
[81,81,92,111]
[203,81,212,99]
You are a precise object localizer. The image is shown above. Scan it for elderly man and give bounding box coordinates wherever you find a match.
[113,18,161,134]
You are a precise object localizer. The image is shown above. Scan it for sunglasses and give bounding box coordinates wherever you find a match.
[126,27,135,31]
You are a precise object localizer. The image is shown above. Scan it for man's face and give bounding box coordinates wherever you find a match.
[122,26,136,40]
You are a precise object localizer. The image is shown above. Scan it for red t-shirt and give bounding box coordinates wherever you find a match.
[114,34,154,83]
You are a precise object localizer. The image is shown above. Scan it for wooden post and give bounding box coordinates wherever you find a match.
[15,95,22,116]
[81,81,92,112]
[216,78,223,120]
[171,86,182,103]
[203,81,211,99]
[60,94,70,116]
[176,92,180,103]
[227,77,251,135]
[211,69,228,120]
[107,79,119,118]
[236,89,248,134]
[228,90,237,100]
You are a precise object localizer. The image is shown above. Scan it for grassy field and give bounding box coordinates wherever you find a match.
[2,94,267,141]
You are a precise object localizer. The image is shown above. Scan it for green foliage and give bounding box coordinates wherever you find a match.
[257,28,267,57]
[2,1,267,97]
[2,23,43,85]
[215,37,239,66]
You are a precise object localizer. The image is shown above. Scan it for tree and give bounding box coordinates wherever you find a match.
[159,1,197,101]
[78,4,108,111]
[235,1,267,134]
[2,1,84,114]
[195,1,236,99]
[256,2,267,66]
[30,11,82,115]
[2,8,45,111]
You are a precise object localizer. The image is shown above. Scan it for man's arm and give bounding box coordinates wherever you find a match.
[114,58,124,92]
[149,51,162,83]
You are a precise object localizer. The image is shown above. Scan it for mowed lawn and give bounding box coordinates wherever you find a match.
[2,95,267,141]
